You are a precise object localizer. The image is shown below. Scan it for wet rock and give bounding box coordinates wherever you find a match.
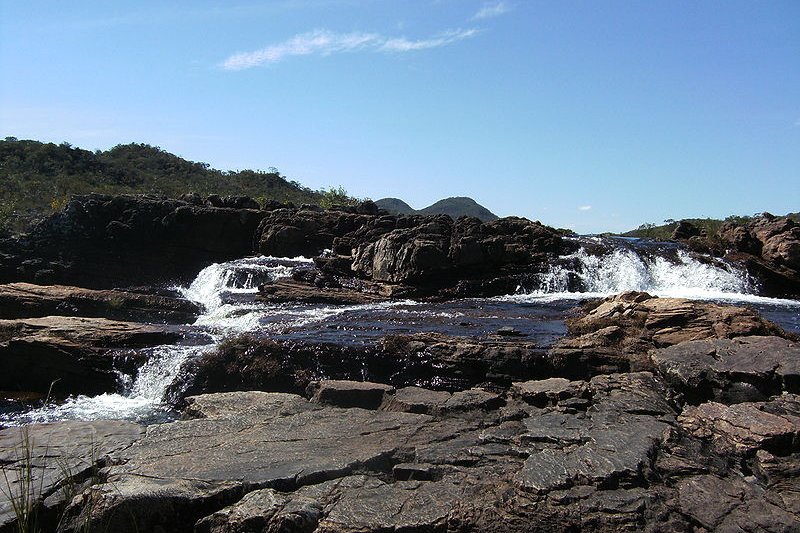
[0,282,199,323]
[170,332,550,404]
[651,335,800,403]
[0,316,180,396]
[0,420,144,532]
[308,380,395,410]
[257,278,388,305]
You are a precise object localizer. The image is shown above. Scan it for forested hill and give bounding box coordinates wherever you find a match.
[0,138,330,232]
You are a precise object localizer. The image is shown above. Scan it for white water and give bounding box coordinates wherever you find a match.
[4,247,798,426]
[508,246,800,306]
[2,256,312,425]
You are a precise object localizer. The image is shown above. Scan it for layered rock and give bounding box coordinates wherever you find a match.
[678,214,800,296]
[45,374,800,532]
[0,420,145,532]
[0,282,199,323]
[0,316,180,396]
[0,194,267,288]
[548,291,789,378]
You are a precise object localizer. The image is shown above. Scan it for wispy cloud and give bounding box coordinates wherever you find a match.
[473,1,511,20]
[221,28,479,70]
[578,205,592,211]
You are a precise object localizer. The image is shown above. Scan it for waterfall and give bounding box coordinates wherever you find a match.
[534,246,753,298]
[2,256,310,425]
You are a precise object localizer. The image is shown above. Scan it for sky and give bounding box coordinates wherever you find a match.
[1,0,798,233]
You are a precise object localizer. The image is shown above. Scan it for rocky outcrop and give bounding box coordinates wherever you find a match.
[651,336,800,403]
[40,374,800,532]
[167,332,552,404]
[677,214,800,296]
[0,282,199,323]
[548,291,789,378]
[0,194,268,288]
[0,316,180,396]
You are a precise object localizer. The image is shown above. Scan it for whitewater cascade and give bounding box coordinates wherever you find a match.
[3,256,308,425]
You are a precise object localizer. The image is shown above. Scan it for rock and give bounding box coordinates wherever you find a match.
[69,391,434,532]
[255,208,373,258]
[0,420,144,532]
[679,395,800,456]
[169,332,551,405]
[549,292,789,379]
[513,373,673,494]
[52,373,800,532]
[0,194,267,288]
[718,215,800,296]
[671,220,701,240]
[651,335,800,403]
[442,388,503,412]
[0,316,180,395]
[379,386,452,414]
[308,380,395,409]
[257,278,388,305]
[0,282,199,323]
[512,377,588,407]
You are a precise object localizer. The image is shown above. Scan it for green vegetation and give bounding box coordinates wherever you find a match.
[0,138,361,233]
[622,213,800,240]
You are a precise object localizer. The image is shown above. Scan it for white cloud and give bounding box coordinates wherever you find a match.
[381,29,478,52]
[473,1,511,20]
[578,205,592,211]
[222,28,478,70]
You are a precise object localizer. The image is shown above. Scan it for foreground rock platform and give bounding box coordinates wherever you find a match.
[15,372,787,532]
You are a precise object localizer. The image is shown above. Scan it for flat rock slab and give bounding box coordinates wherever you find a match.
[0,420,144,531]
[52,378,800,533]
[651,335,800,403]
[308,380,395,409]
[0,282,199,323]
[257,278,388,305]
[0,316,181,395]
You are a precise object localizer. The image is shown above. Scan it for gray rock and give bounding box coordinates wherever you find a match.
[0,420,144,532]
[379,386,452,414]
[651,335,800,403]
[308,380,395,409]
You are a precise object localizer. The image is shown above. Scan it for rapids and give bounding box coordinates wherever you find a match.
[2,237,798,426]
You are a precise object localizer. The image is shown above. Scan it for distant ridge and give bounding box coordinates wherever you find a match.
[375,196,499,222]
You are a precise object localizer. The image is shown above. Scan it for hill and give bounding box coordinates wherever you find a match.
[0,138,348,233]
[375,196,499,222]
[374,197,415,215]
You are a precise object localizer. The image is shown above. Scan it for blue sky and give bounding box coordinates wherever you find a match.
[1,0,798,233]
